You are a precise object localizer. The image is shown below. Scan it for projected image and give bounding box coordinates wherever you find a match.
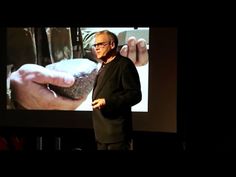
[6,27,149,112]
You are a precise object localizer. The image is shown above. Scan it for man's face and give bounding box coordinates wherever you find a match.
[94,34,112,60]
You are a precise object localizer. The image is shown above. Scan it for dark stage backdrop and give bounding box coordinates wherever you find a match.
[1,27,177,133]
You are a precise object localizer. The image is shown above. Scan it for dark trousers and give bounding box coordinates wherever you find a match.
[96,140,133,150]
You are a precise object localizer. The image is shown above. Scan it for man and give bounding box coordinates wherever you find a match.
[5,28,146,151]
[92,30,142,150]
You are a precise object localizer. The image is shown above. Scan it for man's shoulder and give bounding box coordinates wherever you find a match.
[117,54,134,65]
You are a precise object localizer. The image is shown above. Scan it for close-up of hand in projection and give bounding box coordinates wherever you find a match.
[120,36,148,66]
[9,64,87,110]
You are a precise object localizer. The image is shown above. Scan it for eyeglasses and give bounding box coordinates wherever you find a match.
[93,42,110,48]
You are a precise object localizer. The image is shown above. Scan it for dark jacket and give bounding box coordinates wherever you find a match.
[92,54,142,143]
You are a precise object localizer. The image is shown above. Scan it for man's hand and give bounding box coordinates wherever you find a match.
[92,98,106,109]
[10,64,86,110]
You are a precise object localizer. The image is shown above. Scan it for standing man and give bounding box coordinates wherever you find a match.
[92,30,142,150]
